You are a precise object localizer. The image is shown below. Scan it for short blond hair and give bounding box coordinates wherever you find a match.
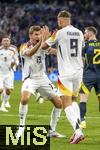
[58,10,71,18]
[85,26,97,35]
[29,25,41,35]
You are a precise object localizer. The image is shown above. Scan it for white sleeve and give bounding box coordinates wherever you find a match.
[20,44,30,58]
[80,31,85,48]
[46,31,59,46]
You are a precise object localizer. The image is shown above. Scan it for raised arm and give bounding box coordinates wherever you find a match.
[41,26,50,49]
[41,29,58,50]
[24,40,42,57]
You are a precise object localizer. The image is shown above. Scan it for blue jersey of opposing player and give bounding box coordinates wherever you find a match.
[80,40,100,95]
[82,40,100,73]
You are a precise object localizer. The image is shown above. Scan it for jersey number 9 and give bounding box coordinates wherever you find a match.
[70,39,78,57]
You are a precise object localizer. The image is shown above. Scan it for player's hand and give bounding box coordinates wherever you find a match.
[41,26,50,42]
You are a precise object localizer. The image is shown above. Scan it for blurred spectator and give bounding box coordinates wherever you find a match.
[0,0,99,71]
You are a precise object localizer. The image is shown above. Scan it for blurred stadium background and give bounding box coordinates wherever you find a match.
[0,1,100,150]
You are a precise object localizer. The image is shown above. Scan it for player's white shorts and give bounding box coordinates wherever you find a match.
[58,69,83,97]
[0,73,14,89]
[21,75,58,99]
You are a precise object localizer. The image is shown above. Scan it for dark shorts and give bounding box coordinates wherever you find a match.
[80,70,100,96]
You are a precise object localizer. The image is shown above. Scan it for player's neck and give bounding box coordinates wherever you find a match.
[62,24,70,28]
[62,21,71,28]
[3,46,9,49]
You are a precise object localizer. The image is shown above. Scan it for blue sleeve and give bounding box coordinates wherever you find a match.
[82,42,88,57]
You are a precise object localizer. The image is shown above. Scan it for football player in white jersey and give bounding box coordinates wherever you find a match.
[0,35,18,112]
[16,26,62,139]
[42,10,85,144]
[20,39,46,104]
[20,44,57,104]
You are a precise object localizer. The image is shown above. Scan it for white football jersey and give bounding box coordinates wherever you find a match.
[0,45,16,75]
[46,25,84,77]
[20,43,46,80]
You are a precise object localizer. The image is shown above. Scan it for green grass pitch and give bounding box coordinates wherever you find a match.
[0,81,100,150]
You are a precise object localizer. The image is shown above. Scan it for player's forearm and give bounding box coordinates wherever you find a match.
[25,40,41,56]
[48,48,57,55]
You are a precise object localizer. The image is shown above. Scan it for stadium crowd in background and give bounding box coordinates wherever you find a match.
[0,0,100,71]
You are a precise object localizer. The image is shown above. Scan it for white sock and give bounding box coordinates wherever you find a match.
[50,107,62,131]
[1,90,10,104]
[1,101,5,109]
[64,105,80,131]
[19,103,28,126]
[72,102,80,122]
[75,128,83,136]
[1,90,8,108]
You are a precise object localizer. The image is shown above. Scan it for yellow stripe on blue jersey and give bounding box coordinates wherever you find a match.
[81,82,90,94]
